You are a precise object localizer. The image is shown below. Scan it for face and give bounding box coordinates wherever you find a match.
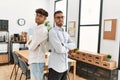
[35,13,46,25]
[54,13,64,27]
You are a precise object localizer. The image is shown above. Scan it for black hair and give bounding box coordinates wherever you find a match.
[54,10,63,17]
[36,8,48,17]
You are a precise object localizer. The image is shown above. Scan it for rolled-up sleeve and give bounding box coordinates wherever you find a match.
[49,29,68,53]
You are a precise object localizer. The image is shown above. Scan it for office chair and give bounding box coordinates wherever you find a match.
[10,52,20,80]
[18,57,30,80]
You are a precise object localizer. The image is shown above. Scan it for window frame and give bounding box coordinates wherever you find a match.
[77,0,103,53]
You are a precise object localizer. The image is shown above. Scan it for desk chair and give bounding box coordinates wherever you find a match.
[18,57,30,80]
[10,52,20,80]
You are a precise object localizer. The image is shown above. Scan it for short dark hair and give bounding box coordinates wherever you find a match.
[36,8,48,17]
[54,10,63,17]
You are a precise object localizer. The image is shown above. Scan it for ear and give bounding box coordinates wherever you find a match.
[44,17,47,20]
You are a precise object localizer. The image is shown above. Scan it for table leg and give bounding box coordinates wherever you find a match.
[73,61,76,80]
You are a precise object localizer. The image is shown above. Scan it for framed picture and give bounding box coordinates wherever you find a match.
[103,19,117,40]
[68,21,76,37]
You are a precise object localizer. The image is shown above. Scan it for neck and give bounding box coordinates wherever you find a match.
[37,23,43,26]
[56,25,62,28]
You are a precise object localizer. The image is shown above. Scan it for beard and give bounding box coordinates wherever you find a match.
[35,20,44,25]
[56,22,63,27]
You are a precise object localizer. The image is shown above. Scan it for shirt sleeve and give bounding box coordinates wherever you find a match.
[64,34,75,50]
[49,29,68,53]
[28,28,48,51]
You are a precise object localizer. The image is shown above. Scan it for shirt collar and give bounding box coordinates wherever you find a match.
[55,26,64,31]
[37,24,44,27]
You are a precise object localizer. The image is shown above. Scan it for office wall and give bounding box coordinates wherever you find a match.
[67,0,120,78]
[100,0,120,79]
[67,0,79,47]
[48,0,54,27]
[66,0,120,64]
[0,0,50,35]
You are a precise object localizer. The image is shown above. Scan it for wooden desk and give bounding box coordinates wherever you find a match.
[15,50,76,80]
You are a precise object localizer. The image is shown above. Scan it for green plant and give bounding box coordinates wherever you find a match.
[107,54,112,59]
[44,21,52,31]
[74,48,79,52]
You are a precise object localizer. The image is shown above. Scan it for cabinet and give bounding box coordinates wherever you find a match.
[9,41,27,63]
[75,60,118,80]
[9,32,28,63]
[0,31,9,64]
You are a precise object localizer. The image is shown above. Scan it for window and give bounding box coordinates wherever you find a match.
[0,20,8,31]
[79,26,99,52]
[81,0,100,24]
[78,0,103,53]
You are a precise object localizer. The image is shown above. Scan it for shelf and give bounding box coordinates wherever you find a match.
[0,52,8,54]
[11,41,26,44]
[0,31,9,64]
[0,30,8,32]
[75,60,118,80]
[0,42,8,43]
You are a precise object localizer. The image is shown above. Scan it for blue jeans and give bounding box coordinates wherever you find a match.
[30,63,45,80]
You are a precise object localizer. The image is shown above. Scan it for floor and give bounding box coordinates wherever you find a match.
[0,64,87,80]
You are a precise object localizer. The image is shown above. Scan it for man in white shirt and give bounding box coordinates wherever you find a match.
[27,8,48,80]
[48,11,75,80]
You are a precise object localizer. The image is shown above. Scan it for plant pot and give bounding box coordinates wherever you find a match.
[107,58,111,61]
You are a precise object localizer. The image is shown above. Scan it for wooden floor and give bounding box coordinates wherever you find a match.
[0,64,87,80]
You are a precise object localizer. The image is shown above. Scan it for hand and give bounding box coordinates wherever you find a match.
[61,43,64,46]
[28,40,32,45]
[34,44,40,50]
[68,50,74,55]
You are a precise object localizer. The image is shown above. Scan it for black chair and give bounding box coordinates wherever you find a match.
[10,52,20,80]
[18,57,30,80]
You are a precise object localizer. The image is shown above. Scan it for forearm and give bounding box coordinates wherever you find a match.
[29,37,47,51]
[64,43,75,50]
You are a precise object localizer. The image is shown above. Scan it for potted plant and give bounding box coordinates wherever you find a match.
[107,54,112,61]
[68,48,79,55]
[74,48,79,53]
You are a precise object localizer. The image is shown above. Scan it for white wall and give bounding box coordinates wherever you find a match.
[48,0,54,27]
[0,0,50,35]
[67,0,120,79]
[101,0,120,63]
[67,0,79,47]
[100,0,120,79]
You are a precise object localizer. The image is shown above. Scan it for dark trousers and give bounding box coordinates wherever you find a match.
[48,68,67,80]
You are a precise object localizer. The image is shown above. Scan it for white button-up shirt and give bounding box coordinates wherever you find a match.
[27,24,48,64]
[48,26,75,72]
